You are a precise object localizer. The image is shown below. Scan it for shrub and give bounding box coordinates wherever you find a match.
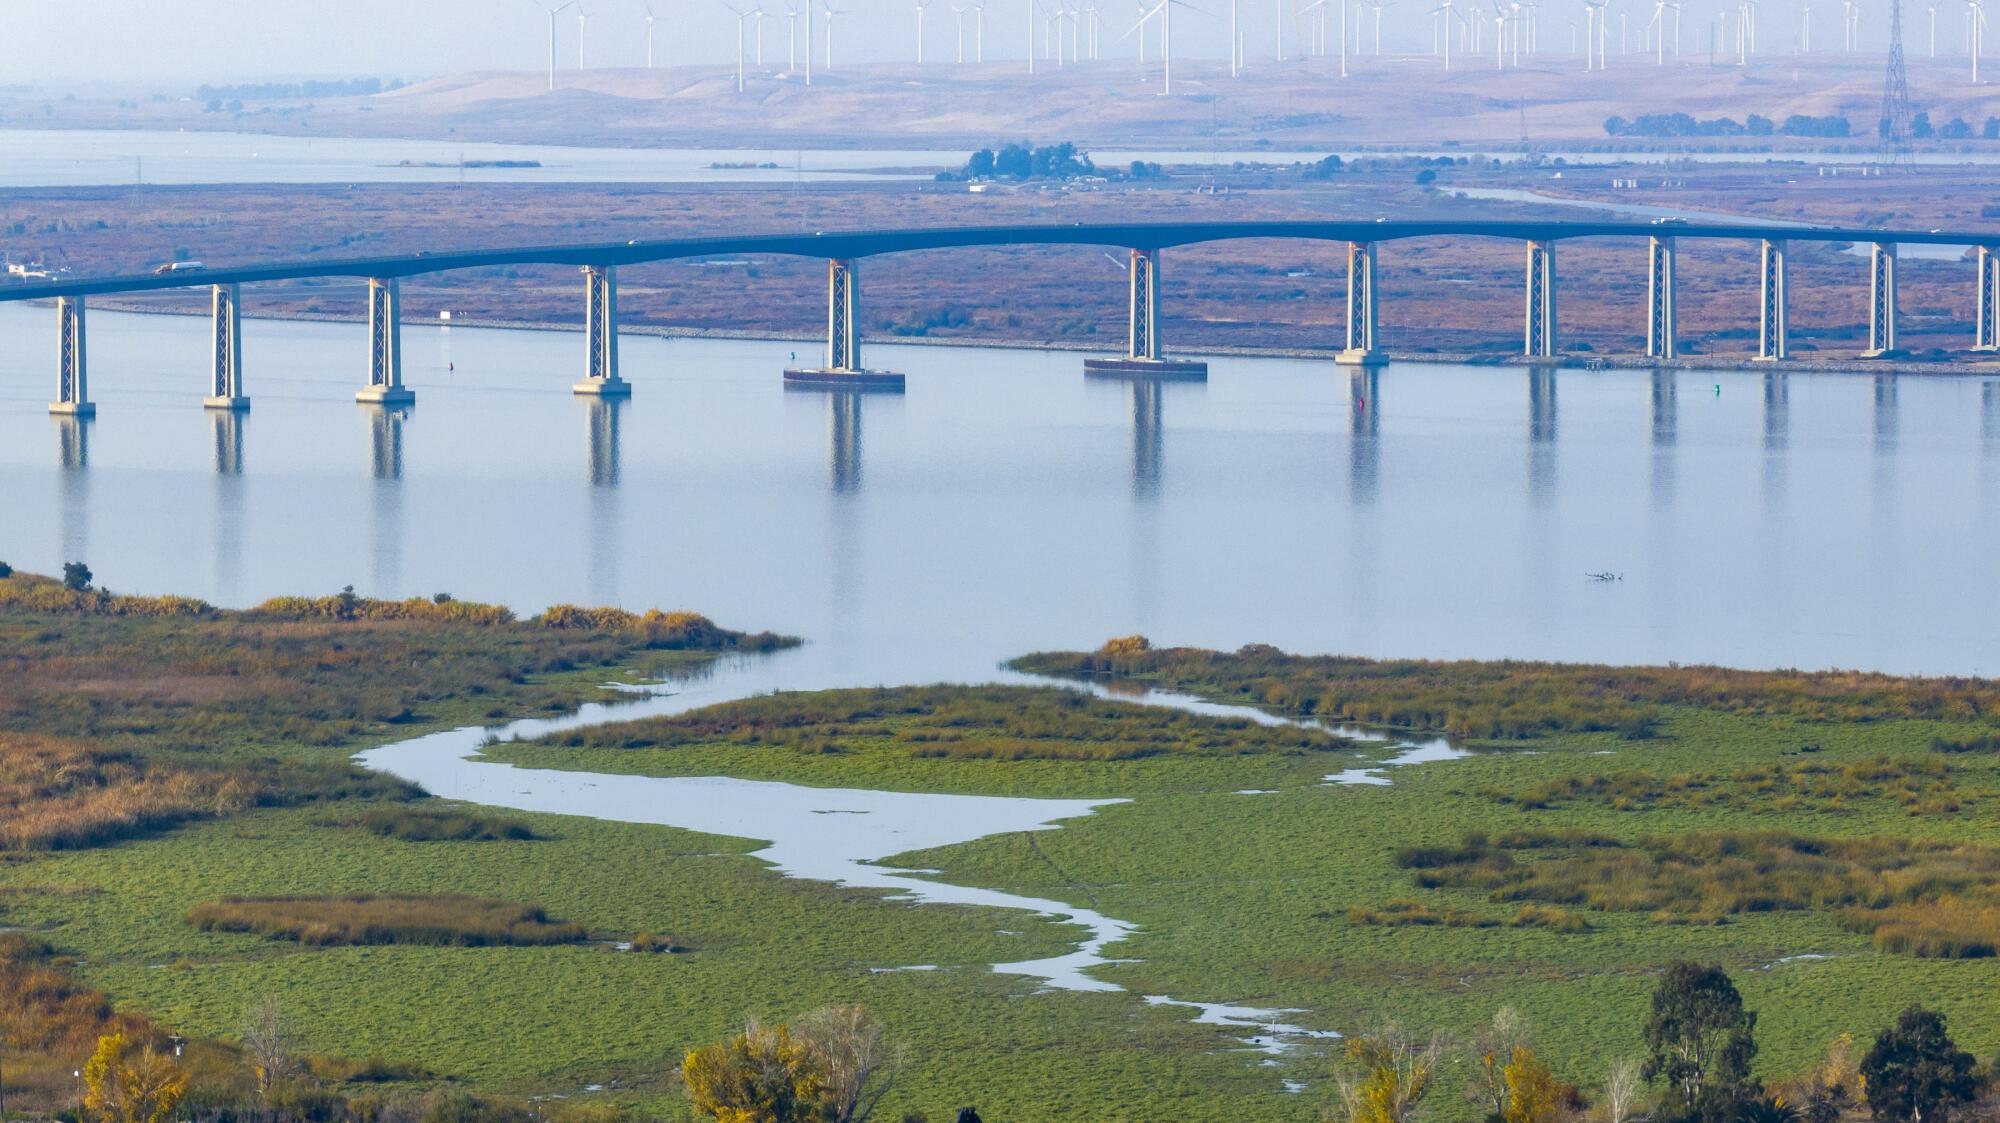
[185,894,590,947]
[358,806,539,842]
[628,931,690,953]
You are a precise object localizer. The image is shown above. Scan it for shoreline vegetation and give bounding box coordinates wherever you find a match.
[12,580,2000,1119]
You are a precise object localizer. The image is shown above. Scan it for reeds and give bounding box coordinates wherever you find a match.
[185,894,590,947]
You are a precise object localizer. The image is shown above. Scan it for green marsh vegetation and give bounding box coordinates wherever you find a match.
[184,894,592,948]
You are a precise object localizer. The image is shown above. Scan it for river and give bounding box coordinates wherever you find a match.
[4,303,1997,678]
[3,127,1997,187]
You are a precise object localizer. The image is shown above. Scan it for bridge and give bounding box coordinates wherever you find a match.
[6,218,2000,414]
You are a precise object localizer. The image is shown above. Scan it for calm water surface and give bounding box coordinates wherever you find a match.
[3,301,1998,677]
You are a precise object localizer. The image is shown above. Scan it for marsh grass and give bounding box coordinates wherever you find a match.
[530,684,1352,763]
[357,806,541,842]
[0,731,418,852]
[1398,830,2000,953]
[1014,640,2000,738]
[1496,756,1965,815]
[185,894,591,947]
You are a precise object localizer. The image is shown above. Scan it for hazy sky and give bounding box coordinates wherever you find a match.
[1,0,1901,87]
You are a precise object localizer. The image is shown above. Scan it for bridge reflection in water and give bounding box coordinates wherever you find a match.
[1528,367,1558,507]
[1650,368,1677,512]
[586,397,622,488]
[1764,371,1790,513]
[1349,368,1379,507]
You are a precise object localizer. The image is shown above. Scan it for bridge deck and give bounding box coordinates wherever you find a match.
[0,219,1988,303]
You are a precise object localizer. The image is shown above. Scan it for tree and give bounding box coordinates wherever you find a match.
[965,149,996,178]
[1603,1060,1643,1123]
[1501,1047,1565,1123]
[1747,114,1775,136]
[1604,115,1629,136]
[794,1005,900,1123]
[1983,116,1999,139]
[1335,1027,1448,1123]
[1471,1008,1533,1121]
[1641,962,1757,1118]
[0,560,11,578]
[683,1020,828,1123]
[1912,111,1935,139]
[1797,1034,1860,1123]
[82,1033,187,1123]
[335,584,359,620]
[1859,1007,1977,1123]
[62,561,92,592]
[1941,117,1973,139]
[241,996,301,1093]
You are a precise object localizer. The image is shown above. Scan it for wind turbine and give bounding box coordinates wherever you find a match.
[823,3,848,68]
[953,1,968,59]
[1972,0,1986,80]
[644,2,659,66]
[532,0,577,90]
[916,0,933,62]
[1128,0,1205,92]
[1583,0,1608,66]
[576,5,590,68]
[1798,0,1810,49]
[723,0,756,88]
[1648,0,1666,57]
[975,0,990,59]
[1434,0,1458,63]
[1927,0,1936,52]
[753,4,769,65]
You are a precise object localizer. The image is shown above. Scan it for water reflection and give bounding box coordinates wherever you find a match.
[364,407,407,594]
[586,397,622,487]
[53,416,89,565]
[1762,371,1790,512]
[211,410,244,476]
[1649,368,1676,511]
[1873,376,1899,455]
[1130,381,1162,501]
[1348,368,1379,506]
[1985,382,2000,447]
[1527,367,1558,505]
[828,391,864,495]
[366,405,408,481]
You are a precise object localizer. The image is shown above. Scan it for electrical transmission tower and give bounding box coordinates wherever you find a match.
[1879,0,1914,167]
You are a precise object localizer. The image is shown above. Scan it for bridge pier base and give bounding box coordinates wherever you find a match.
[786,258,905,390]
[573,265,631,396]
[49,295,93,416]
[1646,237,1677,361]
[1755,239,1788,362]
[1862,242,1899,357]
[204,283,250,411]
[1523,240,1558,363]
[1336,241,1387,367]
[1086,247,1207,379]
[356,277,415,405]
[1976,246,2000,352]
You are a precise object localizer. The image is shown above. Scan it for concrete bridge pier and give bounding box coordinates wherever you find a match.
[1523,240,1558,362]
[1863,242,1899,357]
[205,283,249,411]
[785,258,905,389]
[1756,239,1789,362]
[1337,241,1386,367]
[356,277,415,406]
[1976,246,2000,352]
[1646,237,1677,360]
[48,296,93,416]
[574,265,631,396]
[1085,248,1207,379]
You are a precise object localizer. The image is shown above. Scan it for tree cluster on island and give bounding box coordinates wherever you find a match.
[935,142,1160,183]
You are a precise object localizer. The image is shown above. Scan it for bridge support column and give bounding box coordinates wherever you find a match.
[1523,240,1558,361]
[1084,248,1207,378]
[204,283,249,411]
[357,277,414,406]
[1863,242,1898,357]
[1337,241,1386,367]
[574,265,630,396]
[1976,246,2000,352]
[1646,236,1677,360]
[1756,239,1788,362]
[784,258,904,389]
[49,295,93,416]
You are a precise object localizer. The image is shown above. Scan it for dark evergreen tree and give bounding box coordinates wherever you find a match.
[1641,962,1758,1121]
[1860,1007,1978,1123]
